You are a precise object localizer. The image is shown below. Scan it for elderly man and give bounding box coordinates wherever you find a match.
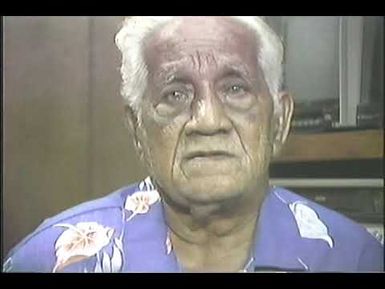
[3,16,383,273]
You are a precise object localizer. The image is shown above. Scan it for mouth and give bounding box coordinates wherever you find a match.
[184,150,235,161]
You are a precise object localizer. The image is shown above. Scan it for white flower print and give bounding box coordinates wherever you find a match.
[94,252,103,273]
[365,226,384,245]
[124,177,160,221]
[140,176,156,191]
[102,251,111,272]
[289,201,334,248]
[166,232,172,255]
[93,238,124,273]
[273,191,288,204]
[2,257,12,272]
[52,222,114,273]
[110,238,124,272]
[297,257,309,270]
[239,257,254,272]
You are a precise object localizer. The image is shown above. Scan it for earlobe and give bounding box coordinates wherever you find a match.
[272,92,294,157]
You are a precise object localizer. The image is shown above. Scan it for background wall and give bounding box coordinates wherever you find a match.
[3,16,147,254]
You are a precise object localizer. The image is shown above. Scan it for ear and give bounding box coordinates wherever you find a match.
[124,105,144,159]
[272,92,294,157]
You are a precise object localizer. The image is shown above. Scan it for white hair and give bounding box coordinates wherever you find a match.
[115,16,284,115]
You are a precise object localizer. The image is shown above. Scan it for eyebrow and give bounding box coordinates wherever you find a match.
[218,65,251,80]
[164,73,191,85]
[155,67,193,86]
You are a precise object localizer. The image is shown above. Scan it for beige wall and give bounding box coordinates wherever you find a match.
[3,16,147,254]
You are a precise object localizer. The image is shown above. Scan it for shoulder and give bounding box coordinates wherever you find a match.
[272,187,366,232]
[270,187,383,271]
[3,182,140,273]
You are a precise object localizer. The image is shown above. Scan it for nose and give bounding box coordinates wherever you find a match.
[184,86,232,136]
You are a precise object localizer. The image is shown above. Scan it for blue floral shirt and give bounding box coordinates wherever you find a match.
[3,177,384,272]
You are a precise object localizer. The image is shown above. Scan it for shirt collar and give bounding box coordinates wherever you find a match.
[122,179,307,272]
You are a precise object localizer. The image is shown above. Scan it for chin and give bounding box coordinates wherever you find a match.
[177,175,245,203]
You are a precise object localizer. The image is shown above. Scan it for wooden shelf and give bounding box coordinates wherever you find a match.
[274,129,384,163]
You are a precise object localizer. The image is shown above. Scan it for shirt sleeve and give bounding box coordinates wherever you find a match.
[357,235,384,272]
[3,229,59,272]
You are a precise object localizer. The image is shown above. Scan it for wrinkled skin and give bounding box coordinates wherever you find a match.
[125,16,293,271]
[127,17,292,213]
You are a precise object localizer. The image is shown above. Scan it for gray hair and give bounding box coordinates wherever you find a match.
[115,16,284,115]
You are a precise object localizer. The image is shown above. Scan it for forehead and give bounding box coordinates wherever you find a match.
[143,17,260,75]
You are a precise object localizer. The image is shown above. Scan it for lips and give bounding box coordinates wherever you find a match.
[184,150,235,160]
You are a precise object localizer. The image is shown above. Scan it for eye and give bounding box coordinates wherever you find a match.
[165,90,188,104]
[154,89,192,117]
[223,83,248,98]
[228,84,246,94]
[221,83,256,111]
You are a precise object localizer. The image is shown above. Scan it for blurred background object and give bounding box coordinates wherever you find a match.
[266,16,384,132]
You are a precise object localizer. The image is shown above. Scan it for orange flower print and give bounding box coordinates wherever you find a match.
[124,178,160,221]
[52,222,114,272]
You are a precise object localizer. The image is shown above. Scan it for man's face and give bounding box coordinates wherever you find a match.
[135,17,277,207]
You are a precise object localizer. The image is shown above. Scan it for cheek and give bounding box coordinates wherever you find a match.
[231,108,273,168]
[247,125,272,163]
[139,112,187,176]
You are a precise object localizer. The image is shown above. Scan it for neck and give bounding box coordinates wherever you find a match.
[162,186,267,272]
